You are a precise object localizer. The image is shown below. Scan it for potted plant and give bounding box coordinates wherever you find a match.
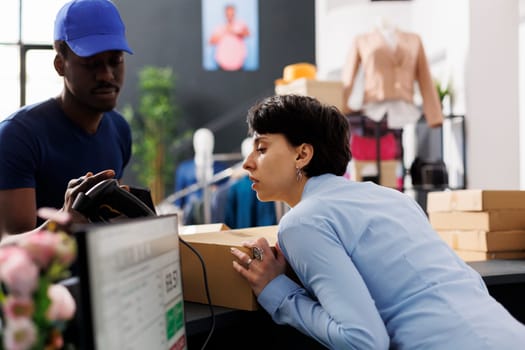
[123,66,191,204]
[434,77,453,114]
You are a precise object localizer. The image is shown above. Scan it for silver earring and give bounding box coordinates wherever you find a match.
[296,167,303,182]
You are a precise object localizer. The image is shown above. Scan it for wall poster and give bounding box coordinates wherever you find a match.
[202,0,259,71]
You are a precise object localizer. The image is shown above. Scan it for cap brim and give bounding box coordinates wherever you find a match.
[66,34,133,57]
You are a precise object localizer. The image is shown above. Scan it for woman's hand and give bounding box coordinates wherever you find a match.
[231,237,287,296]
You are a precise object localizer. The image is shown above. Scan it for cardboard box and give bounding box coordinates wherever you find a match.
[180,225,279,311]
[351,160,399,188]
[437,230,525,252]
[180,223,230,235]
[275,78,344,111]
[453,249,525,262]
[428,210,525,231]
[427,190,525,213]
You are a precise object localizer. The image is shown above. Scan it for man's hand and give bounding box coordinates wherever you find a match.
[62,169,116,224]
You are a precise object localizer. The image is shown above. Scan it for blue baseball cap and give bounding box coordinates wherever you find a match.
[54,0,133,57]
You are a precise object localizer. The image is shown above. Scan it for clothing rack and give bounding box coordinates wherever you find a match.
[157,152,244,221]
[404,114,466,211]
[160,162,241,207]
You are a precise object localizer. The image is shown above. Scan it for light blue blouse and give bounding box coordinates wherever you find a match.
[258,174,525,349]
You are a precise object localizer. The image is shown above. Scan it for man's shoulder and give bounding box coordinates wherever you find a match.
[3,98,56,119]
[0,99,57,133]
[21,99,57,115]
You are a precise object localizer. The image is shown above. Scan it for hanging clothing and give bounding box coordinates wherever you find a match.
[350,132,398,161]
[342,29,443,128]
[173,158,228,209]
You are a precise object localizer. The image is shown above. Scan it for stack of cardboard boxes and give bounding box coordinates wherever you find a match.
[274,77,345,112]
[427,190,525,261]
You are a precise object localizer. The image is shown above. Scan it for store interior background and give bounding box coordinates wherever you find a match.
[116,0,525,195]
[113,0,314,194]
[2,0,525,197]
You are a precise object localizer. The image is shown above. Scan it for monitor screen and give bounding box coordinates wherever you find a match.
[74,214,187,350]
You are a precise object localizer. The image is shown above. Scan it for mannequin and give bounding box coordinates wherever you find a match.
[376,16,397,49]
[193,128,214,223]
[341,18,443,129]
[173,128,228,224]
[342,18,443,189]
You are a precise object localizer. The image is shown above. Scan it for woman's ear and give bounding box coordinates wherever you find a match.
[54,54,65,76]
[295,143,314,168]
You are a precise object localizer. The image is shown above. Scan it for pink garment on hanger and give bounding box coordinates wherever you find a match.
[350,133,398,161]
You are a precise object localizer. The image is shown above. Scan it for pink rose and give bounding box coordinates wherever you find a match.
[0,246,22,264]
[2,317,37,350]
[0,247,38,296]
[46,284,76,321]
[18,231,59,268]
[2,296,34,319]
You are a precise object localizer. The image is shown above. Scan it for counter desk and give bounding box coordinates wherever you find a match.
[184,259,525,349]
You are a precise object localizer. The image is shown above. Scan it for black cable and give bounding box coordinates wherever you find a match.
[179,236,215,350]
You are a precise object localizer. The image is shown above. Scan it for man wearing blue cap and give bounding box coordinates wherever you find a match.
[0,0,134,234]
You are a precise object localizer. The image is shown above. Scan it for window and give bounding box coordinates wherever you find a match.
[26,49,62,105]
[0,0,66,121]
[0,46,20,120]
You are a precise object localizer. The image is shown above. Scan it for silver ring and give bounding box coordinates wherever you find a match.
[246,258,253,267]
[253,246,264,261]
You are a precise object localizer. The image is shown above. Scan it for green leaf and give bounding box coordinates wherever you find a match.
[124,65,191,203]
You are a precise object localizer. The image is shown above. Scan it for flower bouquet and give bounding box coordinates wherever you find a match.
[0,209,77,350]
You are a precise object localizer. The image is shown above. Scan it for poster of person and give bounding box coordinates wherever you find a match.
[202,0,259,71]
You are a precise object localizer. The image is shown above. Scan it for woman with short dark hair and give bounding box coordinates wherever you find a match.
[231,94,525,349]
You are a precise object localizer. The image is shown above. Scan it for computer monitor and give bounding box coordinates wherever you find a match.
[73,214,187,350]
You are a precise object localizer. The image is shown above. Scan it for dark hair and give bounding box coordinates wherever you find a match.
[246,94,352,177]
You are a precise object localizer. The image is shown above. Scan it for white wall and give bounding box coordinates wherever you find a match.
[511,0,525,189]
[465,0,519,189]
[316,0,521,189]
[411,0,468,116]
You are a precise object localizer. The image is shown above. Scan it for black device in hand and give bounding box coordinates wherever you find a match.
[72,179,156,222]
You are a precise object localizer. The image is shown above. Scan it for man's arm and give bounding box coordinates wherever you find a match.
[0,170,117,236]
[0,188,37,235]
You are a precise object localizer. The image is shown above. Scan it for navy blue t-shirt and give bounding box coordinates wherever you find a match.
[0,98,131,212]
